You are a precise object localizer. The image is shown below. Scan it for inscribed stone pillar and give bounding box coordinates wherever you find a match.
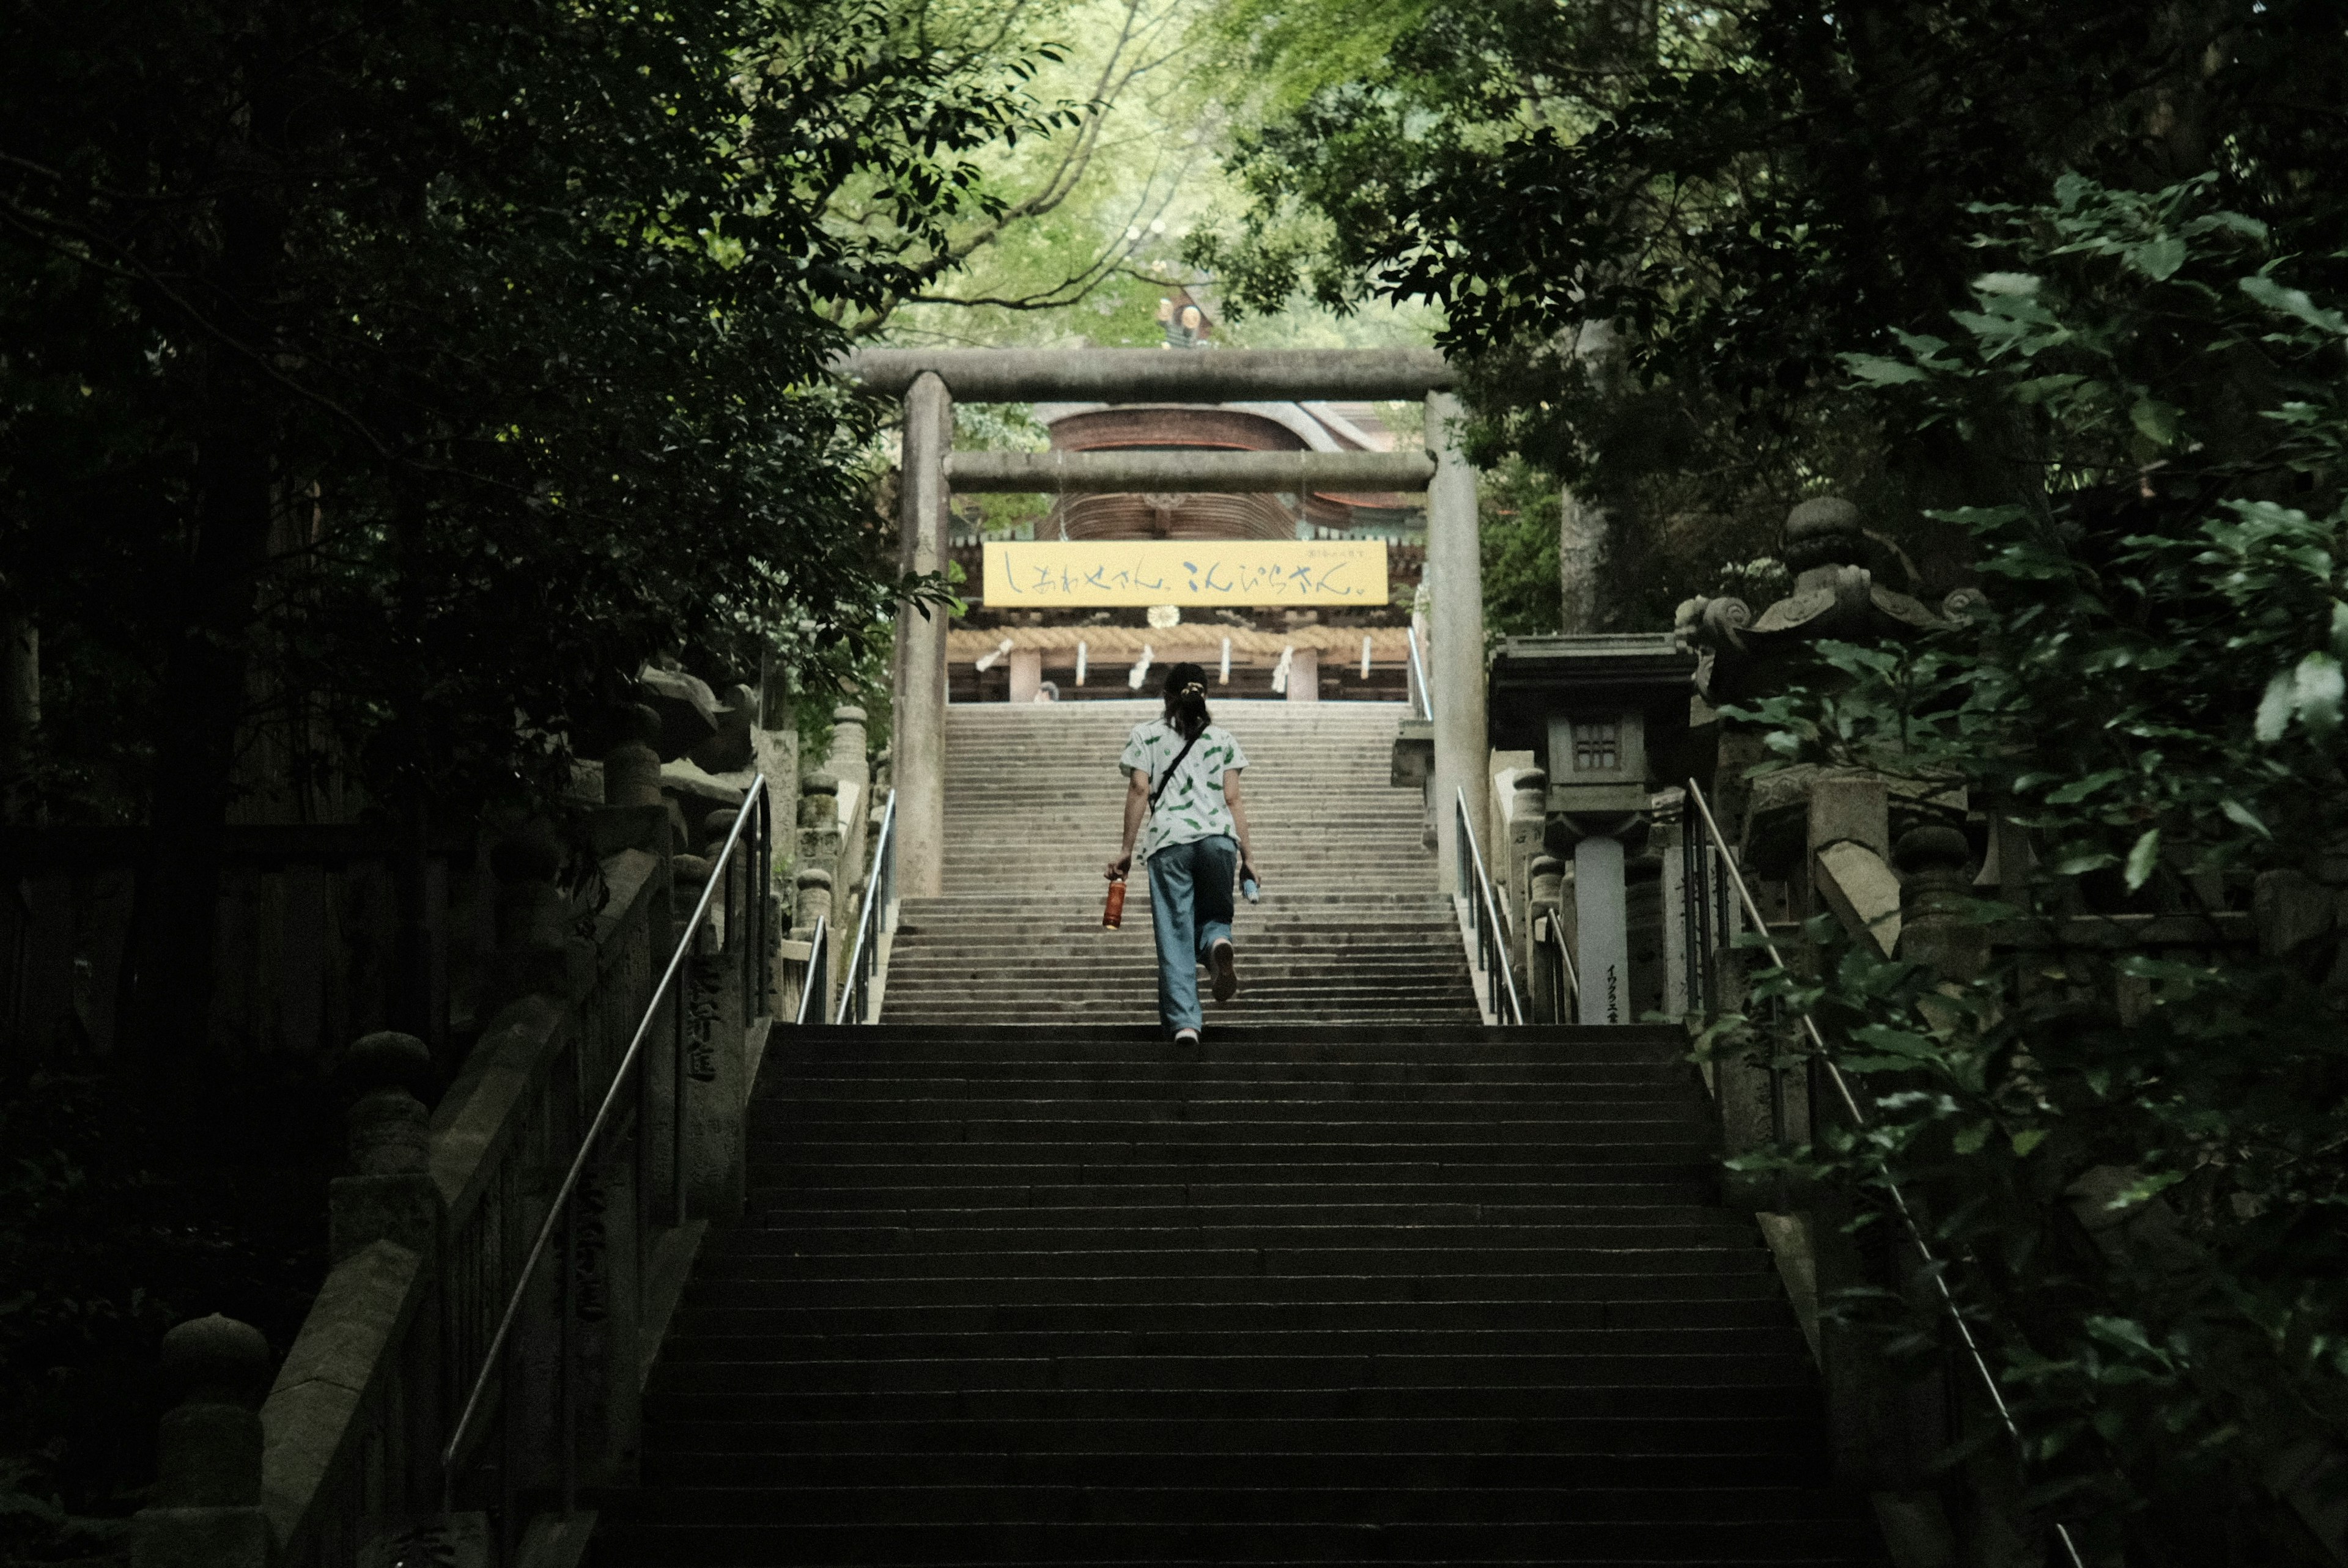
[1575,835,1629,1025]
[1009,648,1043,704]
[1654,789,1689,1020]
[893,372,950,897]
[1285,646,1319,702]
[682,836,745,1221]
[1425,392,1488,875]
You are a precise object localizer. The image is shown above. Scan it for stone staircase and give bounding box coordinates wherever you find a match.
[596,1022,1885,1564]
[880,700,1479,1029]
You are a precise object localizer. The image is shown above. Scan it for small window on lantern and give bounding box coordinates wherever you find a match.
[1571,720,1620,773]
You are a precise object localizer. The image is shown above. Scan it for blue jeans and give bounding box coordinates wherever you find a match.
[1146,834,1236,1035]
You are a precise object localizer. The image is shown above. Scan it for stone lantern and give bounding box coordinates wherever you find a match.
[1488,632,1697,1024]
[1675,496,1980,877]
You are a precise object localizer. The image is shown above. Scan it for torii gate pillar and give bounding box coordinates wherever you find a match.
[893,371,950,897]
[1426,391,1489,878]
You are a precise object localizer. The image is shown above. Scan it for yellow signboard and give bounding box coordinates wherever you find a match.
[982,540,1388,607]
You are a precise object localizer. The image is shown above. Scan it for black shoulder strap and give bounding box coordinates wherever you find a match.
[1148,728,1205,811]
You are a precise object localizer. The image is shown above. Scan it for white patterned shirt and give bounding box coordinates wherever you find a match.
[1120,720,1249,861]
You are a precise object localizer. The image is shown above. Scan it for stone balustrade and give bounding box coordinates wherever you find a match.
[128,795,777,1566]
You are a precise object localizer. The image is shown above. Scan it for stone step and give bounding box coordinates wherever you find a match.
[658,1323,1806,1362]
[633,1445,1823,1490]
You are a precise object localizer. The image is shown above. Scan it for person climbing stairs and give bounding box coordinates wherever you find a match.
[592,698,1884,1564]
[879,701,1479,1029]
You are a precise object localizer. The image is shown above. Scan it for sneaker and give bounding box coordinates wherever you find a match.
[1173,1027,1200,1047]
[1209,940,1238,1003]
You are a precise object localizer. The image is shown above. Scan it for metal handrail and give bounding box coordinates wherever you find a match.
[794,915,829,1027]
[440,774,769,1508]
[1453,785,1524,1026]
[1405,624,1432,720]
[835,788,899,1025]
[1682,778,2084,1568]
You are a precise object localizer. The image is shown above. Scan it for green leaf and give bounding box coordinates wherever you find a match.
[2053,851,2119,875]
[2046,768,2127,804]
[2239,273,2348,336]
[2124,828,2161,892]
[2130,397,2183,447]
[2331,601,2348,662]
[1973,271,2042,296]
[2256,669,2295,742]
[1952,1121,1993,1155]
[2295,651,2345,740]
[2220,798,2273,839]
[2010,1128,2050,1158]
[2127,235,2187,281]
[1841,352,1930,386]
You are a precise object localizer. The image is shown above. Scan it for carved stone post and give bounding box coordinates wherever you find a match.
[131,1317,273,1568]
[829,707,873,901]
[828,705,869,798]
[331,1032,440,1264]
[793,866,835,1021]
[1896,825,1988,982]
[486,834,568,1010]
[1501,770,1544,970]
[796,772,843,881]
[1528,855,1566,1023]
[603,702,665,811]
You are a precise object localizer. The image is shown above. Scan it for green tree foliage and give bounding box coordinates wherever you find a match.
[1190,0,2348,625]
[1722,178,2348,1554]
[1,0,1041,1050]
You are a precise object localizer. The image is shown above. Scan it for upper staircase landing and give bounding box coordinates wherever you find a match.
[879,701,1479,1029]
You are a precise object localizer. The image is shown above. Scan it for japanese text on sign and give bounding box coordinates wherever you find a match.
[981,540,1388,607]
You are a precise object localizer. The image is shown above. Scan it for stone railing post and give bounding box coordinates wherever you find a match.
[1505,769,1546,978]
[486,834,570,1010]
[330,1032,440,1264]
[1894,825,1987,982]
[792,866,835,1021]
[828,709,870,900]
[603,702,665,812]
[1527,855,1566,1023]
[796,772,843,882]
[828,705,869,797]
[131,1316,273,1568]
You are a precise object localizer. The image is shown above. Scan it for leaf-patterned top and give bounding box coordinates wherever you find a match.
[1120,720,1249,861]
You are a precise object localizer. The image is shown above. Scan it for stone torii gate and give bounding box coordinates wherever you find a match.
[838,348,1488,899]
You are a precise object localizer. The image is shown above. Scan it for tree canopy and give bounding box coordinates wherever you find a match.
[0,0,1063,1052]
[1191,0,2348,624]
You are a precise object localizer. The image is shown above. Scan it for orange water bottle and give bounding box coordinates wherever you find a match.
[1103,875,1127,929]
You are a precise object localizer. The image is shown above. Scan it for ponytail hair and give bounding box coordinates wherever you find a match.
[1161,661,1211,742]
